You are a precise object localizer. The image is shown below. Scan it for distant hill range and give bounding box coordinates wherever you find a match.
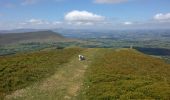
[0,29,45,34]
[0,30,75,45]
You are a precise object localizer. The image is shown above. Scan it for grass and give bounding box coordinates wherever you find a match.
[83,48,170,99]
[1,48,170,100]
[0,47,83,99]
[4,48,98,100]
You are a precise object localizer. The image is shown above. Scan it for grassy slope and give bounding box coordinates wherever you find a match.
[1,48,170,100]
[4,48,98,100]
[0,48,82,99]
[83,48,170,99]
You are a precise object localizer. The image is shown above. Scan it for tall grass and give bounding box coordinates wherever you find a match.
[0,48,82,99]
[84,49,170,99]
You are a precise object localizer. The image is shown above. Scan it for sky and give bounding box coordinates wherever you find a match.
[0,0,170,30]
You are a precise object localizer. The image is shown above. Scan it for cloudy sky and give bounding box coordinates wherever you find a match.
[0,0,170,30]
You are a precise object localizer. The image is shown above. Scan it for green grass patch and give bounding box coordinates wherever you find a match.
[83,49,170,99]
[0,47,83,99]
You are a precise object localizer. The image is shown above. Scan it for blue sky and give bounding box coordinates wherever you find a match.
[0,0,170,30]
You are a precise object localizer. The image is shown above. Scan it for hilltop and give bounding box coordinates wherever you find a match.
[83,48,170,99]
[0,30,74,45]
[0,48,169,99]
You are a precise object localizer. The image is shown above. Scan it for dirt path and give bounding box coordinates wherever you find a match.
[5,48,98,100]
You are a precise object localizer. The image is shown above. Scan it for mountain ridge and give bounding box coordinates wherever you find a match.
[0,30,74,45]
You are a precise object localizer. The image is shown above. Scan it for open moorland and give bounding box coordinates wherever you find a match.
[0,47,170,100]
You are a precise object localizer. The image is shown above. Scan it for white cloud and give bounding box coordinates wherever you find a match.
[64,10,105,25]
[20,22,27,25]
[154,13,170,22]
[21,0,63,6]
[27,19,44,24]
[94,0,128,4]
[123,21,133,25]
[22,19,49,25]
[16,19,65,29]
[52,21,63,25]
[21,0,39,5]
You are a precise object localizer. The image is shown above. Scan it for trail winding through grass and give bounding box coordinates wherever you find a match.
[5,48,98,100]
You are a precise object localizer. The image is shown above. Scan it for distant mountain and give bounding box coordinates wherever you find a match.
[0,29,45,34]
[0,30,74,45]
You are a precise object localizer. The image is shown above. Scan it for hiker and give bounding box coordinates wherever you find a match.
[78,55,85,61]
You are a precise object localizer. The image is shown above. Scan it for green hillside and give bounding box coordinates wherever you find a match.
[0,31,72,45]
[0,48,170,99]
[83,48,170,99]
[0,48,83,99]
